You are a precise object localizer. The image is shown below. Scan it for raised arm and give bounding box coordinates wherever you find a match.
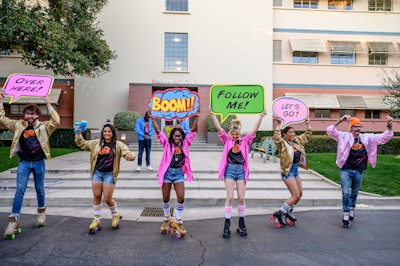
[190,115,199,132]
[209,106,224,134]
[249,109,267,136]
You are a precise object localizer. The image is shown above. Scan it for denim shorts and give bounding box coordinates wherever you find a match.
[224,163,245,181]
[281,164,299,180]
[92,169,115,185]
[164,167,184,184]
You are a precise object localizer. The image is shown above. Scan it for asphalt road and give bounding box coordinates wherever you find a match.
[1,209,400,266]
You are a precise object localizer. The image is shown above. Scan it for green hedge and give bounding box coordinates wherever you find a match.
[49,129,76,148]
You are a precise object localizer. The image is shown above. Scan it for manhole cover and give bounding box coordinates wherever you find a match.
[140,207,174,217]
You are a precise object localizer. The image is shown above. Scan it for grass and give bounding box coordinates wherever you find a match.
[0,147,79,173]
[307,153,400,197]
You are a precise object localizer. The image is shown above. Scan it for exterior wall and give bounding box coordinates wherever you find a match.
[75,0,274,133]
[273,0,400,131]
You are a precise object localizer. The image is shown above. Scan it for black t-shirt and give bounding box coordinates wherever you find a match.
[18,126,45,161]
[169,145,185,168]
[227,140,245,164]
[342,138,368,171]
[293,147,301,165]
[95,143,114,173]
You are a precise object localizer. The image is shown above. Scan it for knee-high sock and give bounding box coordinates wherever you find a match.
[225,205,233,219]
[162,202,170,217]
[238,204,246,217]
[93,203,102,216]
[176,203,184,220]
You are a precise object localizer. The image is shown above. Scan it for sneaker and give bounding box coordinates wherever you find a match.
[136,166,141,171]
[146,166,154,171]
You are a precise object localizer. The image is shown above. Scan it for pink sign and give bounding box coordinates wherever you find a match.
[272,96,309,128]
[3,73,54,104]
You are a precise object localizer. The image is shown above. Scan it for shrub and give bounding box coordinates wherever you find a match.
[113,111,141,131]
[206,114,237,132]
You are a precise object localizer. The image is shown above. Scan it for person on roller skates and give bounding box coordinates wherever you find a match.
[210,107,267,238]
[152,111,199,238]
[0,92,60,239]
[75,119,135,233]
[327,115,393,228]
[272,117,312,228]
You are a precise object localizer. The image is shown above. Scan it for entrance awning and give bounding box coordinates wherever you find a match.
[368,41,398,54]
[285,93,389,110]
[329,41,364,53]
[3,88,62,104]
[289,39,327,53]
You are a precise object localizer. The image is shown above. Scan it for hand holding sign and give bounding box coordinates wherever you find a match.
[210,84,265,123]
[272,97,309,128]
[3,74,54,104]
[148,88,200,120]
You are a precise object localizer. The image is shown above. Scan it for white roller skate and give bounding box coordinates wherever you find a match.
[4,216,22,240]
[89,215,102,234]
[171,219,186,238]
[112,212,122,229]
[342,212,351,228]
[160,216,172,234]
[36,208,46,227]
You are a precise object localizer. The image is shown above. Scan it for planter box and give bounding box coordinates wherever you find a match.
[207,132,223,146]
[117,131,137,144]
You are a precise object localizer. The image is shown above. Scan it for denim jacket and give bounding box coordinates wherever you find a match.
[0,106,60,159]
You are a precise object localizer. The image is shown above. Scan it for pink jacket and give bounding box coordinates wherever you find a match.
[156,131,197,186]
[217,131,255,182]
[326,125,393,168]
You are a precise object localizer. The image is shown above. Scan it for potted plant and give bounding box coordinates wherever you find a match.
[113,111,141,143]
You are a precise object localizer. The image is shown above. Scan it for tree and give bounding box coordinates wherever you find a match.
[381,68,400,118]
[0,0,116,77]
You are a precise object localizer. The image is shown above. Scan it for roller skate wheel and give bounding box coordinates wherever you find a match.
[16,227,22,234]
[269,216,274,221]
[275,223,281,228]
[288,220,295,226]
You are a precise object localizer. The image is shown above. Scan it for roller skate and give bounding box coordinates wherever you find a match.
[160,216,172,234]
[222,219,231,239]
[237,217,247,236]
[171,219,186,238]
[285,210,296,226]
[89,215,102,234]
[36,208,46,227]
[349,207,355,221]
[342,212,351,228]
[3,216,22,240]
[112,212,122,229]
[270,210,287,228]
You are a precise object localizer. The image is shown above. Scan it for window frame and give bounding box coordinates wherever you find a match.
[365,110,381,119]
[339,109,356,117]
[164,32,189,72]
[165,0,188,12]
[328,0,353,10]
[368,0,392,11]
[292,51,318,64]
[294,0,318,9]
[314,109,331,119]
[331,51,356,65]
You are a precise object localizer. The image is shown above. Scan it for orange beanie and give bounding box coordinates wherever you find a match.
[349,117,362,128]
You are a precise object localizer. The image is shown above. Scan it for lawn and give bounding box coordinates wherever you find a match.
[307,153,400,196]
[0,147,79,173]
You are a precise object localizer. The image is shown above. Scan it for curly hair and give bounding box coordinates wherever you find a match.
[229,119,242,132]
[23,104,41,116]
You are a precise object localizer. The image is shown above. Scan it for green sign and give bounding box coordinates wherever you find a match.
[210,84,265,123]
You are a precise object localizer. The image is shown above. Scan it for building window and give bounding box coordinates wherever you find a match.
[314,109,331,118]
[164,33,188,71]
[293,51,318,64]
[166,0,188,12]
[339,109,356,117]
[365,110,380,119]
[294,0,318,8]
[9,104,54,115]
[328,0,352,10]
[273,40,282,62]
[331,52,355,65]
[369,53,388,65]
[368,0,392,11]
[273,0,282,7]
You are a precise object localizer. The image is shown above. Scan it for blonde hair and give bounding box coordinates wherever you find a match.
[229,119,242,132]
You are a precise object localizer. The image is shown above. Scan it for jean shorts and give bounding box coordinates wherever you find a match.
[281,164,299,180]
[164,167,184,184]
[224,163,245,181]
[92,169,115,185]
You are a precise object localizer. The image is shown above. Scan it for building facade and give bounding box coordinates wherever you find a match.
[1,0,399,133]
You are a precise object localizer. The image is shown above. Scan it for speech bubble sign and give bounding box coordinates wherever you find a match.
[272,96,309,128]
[210,84,265,123]
[3,73,54,104]
[147,88,200,120]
